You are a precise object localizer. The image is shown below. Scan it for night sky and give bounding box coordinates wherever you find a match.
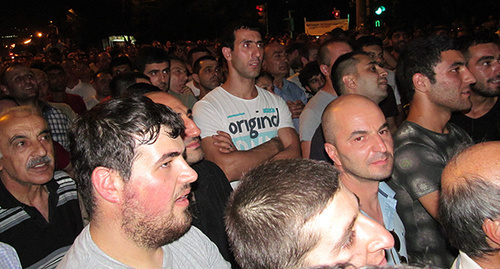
[0,0,498,46]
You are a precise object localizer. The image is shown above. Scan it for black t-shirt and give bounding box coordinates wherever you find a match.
[450,98,500,143]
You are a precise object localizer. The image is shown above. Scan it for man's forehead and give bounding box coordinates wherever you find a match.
[0,113,47,137]
[469,43,500,59]
[235,29,262,42]
[438,50,465,67]
[201,60,218,68]
[147,92,186,113]
[6,66,32,78]
[145,62,169,70]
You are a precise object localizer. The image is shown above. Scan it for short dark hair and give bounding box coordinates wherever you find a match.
[220,21,261,50]
[396,35,458,102]
[69,96,185,219]
[44,63,65,75]
[331,51,368,95]
[456,34,499,61]
[317,39,351,67]
[186,46,211,67]
[192,55,217,74]
[354,35,383,50]
[109,56,132,70]
[299,61,323,88]
[123,82,161,97]
[110,71,151,98]
[134,46,169,73]
[225,159,341,269]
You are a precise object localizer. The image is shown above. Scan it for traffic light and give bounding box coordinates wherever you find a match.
[375,6,386,15]
[256,4,267,25]
[332,8,340,19]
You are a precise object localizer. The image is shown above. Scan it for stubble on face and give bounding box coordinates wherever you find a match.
[121,183,192,249]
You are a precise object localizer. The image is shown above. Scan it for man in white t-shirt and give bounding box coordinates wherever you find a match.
[193,22,301,183]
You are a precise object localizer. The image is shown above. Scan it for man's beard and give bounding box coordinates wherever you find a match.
[121,186,192,249]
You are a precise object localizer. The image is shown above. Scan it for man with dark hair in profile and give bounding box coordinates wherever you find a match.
[59,96,229,268]
[388,35,475,268]
[440,142,500,269]
[309,50,389,162]
[135,46,170,92]
[193,22,300,184]
[226,159,394,269]
[299,39,352,158]
[450,35,500,142]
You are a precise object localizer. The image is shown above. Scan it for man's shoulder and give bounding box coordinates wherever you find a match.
[166,226,230,268]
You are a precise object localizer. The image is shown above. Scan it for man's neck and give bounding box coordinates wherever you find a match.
[340,174,383,224]
[465,92,497,119]
[66,77,80,89]
[89,220,164,268]
[49,91,67,103]
[273,75,285,90]
[320,80,338,97]
[1,174,50,221]
[473,252,500,269]
[406,97,451,133]
[222,74,258,99]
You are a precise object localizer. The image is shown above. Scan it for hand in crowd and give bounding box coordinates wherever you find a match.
[286,100,305,118]
[212,130,237,153]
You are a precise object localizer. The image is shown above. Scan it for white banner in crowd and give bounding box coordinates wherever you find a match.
[304,19,349,36]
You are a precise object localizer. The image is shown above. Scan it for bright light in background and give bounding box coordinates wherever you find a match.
[23,39,32,44]
[37,32,43,37]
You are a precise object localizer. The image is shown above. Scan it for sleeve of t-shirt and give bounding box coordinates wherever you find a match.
[193,100,224,139]
[299,107,320,142]
[392,143,445,200]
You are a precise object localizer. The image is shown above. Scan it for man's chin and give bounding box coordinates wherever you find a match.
[186,149,204,165]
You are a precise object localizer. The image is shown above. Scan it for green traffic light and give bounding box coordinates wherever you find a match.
[375,6,386,15]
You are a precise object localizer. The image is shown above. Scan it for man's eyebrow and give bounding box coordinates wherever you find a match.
[348,130,368,140]
[155,151,182,165]
[476,55,494,63]
[378,123,389,132]
[449,61,465,69]
[9,135,27,145]
[39,129,50,136]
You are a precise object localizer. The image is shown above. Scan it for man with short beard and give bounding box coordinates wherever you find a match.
[59,96,229,268]
[323,95,407,265]
[389,35,475,268]
[0,106,82,268]
[450,35,500,142]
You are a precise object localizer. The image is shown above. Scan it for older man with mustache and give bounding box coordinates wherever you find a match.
[0,106,82,268]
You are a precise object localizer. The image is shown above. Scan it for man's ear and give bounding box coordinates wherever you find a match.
[324,143,342,166]
[412,73,430,94]
[483,218,500,246]
[320,64,329,77]
[192,73,200,84]
[222,47,232,62]
[300,56,308,67]
[91,167,124,204]
[342,75,356,90]
[1,84,9,96]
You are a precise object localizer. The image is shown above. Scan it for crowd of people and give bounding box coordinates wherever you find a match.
[0,17,499,269]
